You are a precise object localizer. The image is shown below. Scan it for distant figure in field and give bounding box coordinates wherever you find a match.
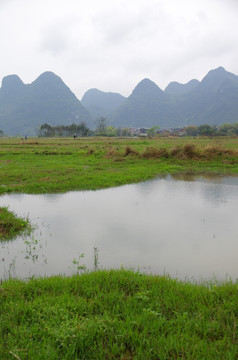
[25,135,27,140]
[73,133,77,139]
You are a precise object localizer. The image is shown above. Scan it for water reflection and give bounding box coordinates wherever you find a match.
[0,175,238,281]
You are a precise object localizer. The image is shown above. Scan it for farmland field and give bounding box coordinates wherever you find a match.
[0,136,237,194]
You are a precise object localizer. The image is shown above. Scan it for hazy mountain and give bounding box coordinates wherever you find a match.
[109,78,181,128]
[1,66,237,135]
[108,67,238,129]
[183,66,238,126]
[0,72,92,135]
[81,88,126,120]
[164,79,200,95]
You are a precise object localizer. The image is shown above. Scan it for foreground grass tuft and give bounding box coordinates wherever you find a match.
[0,207,32,240]
[0,270,237,359]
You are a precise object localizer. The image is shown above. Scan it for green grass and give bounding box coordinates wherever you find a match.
[0,270,237,359]
[0,136,237,194]
[0,207,32,241]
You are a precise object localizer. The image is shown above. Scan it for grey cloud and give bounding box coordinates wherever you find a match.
[39,16,79,56]
[40,30,69,56]
[0,0,16,5]
[218,0,238,7]
[93,1,166,46]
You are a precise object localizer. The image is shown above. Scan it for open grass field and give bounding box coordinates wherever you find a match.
[0,136,238,194]
[0,270,237,360]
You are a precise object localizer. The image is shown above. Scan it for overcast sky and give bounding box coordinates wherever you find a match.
[0,0,237,99]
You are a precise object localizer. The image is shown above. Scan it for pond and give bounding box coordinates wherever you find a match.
[0,175,238,281]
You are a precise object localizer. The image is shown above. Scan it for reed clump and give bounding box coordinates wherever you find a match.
[104,147,119,158]
[170,144,200,159]
[141,146,169,158]
[140,143,237,161]
[204,145,236,158]
[124,145,139,156]
[170,146,182,158]
[182,143,199,158]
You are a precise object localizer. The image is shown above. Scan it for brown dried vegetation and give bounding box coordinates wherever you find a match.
[87,148,95,154]
[203,146,236,158]
[124,146,139,157]
[105,147,119,158]
[141,146,169,158]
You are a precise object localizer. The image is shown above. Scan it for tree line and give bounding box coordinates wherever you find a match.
[39,123,91,137]
[38,118,132,137]
[183,123,238,136]
[25,120,238,138]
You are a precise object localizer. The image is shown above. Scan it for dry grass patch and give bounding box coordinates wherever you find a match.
[170,144,237,160]
[204,146,236,158]
[105,147,119,158]
[141,146,169,158]
[87,148,95,154]
[182,144,200,159]
[124,146,139,157]
[19,141,39,145]
[170,146,183,158]
[170,144,200,159]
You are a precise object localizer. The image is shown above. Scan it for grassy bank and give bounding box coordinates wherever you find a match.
[0,270,237,359]
[0,136,237,194]
[0,206,32,240]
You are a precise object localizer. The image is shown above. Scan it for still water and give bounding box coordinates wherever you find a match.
[0,175,237,281]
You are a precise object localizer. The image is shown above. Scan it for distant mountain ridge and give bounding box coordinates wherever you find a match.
[108,78,177,129]
[81,88,126,120]
[179,66,238,126]
[108,66,238,129]
[0,72,92,135]
[0,66,238,135]
[164,79,200,95]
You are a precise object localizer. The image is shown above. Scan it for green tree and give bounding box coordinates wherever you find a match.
[120,128,131,137]
[218,123,238,136]
[106,126,117,137]
[147,125,160,137]
[95,117,107,136]
[184,126,199,136]
[232,123,238,135]
[198,124,217,136]
[39,123,54,137]
[39,122,90,137]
